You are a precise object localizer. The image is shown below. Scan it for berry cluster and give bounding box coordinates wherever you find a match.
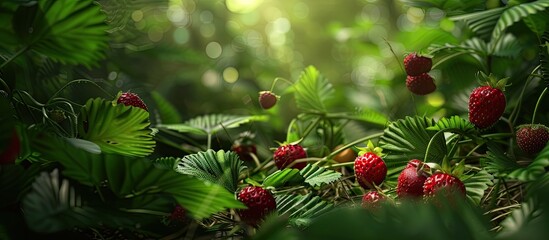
[403,52,436,95]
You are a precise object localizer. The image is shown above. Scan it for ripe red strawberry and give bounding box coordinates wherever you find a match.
[354,151,387,189]
[273,144,307,170]
[403,52,432,76]
[468,75,507,129]
[361,191,385,208]
[237,186,276,226]
[258,91,278,110]
[0,130,20,165]
[516,124,549,154]
[397,159,430,198]
[423,173,466,199]
[169,205,186,223]
[116,92,148,111]
[406,73,436,95]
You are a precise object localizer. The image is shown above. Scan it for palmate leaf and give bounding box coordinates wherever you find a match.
[482,143,520,175]
[492,0,549,40]
[498,198,542,239]
[22,169,99,233]
[12,0,108,67]
[300,164,342,187]
[450,7,504,40]
[151,91,182,124]
[379,116,447,185]
[159,114,268,136]
[176,149,246,193]
[506,143,549,181]
[462,169,493,205]
[152,156,180,170]
[293,66,335,113]
[33,136,245,219]
[78,98,155,157]
[275,193,334,228]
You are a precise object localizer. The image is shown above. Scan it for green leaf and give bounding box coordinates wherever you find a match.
[263,168,304,188]
[300,164,342,187]
[12,0,108,67]
[328,109,389,127]
[506,143,549,181]
[522,10,549,38]
[482,143,520,175]
[379,116,447,185]
[488,34,522,57]
[176,149,247,193]
[152,157,180,170]
[462,169,494,205]
[492,0,549,40]
[65,137,101,154]
[498,198,542,238]
[78,98,155,157]
[151,91,182,124]
[293,66,335,113]
[450,7,505,40]
[427,115,477,134]
[33,137,245,219]
[0,164,41,207]
[22,169,99,233]
[540,32,549,87]
[159,114,268,136]
[275,193,334,228]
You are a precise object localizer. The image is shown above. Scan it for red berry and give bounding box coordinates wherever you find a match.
[406,73,436,95]
[362,191,385,208]
[354,152,387,189]
[403,52,432,76]
[169,205,186,222]
[397,159,429,198]
[117,92,148,111]
[516,124,549,154]
[273,144,307,170]
[237,186,276,226]
[232,144,257,162]
[0,130,20,165]
[258,91,278,110]
[423,173,466,199]
[468,86,506,129]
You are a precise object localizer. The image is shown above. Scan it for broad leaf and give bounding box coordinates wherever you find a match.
[379,116,447,185]
[151,91,182,124]
[176,149,247,193]
[78,98,155,157]
[33,137,245,219]
[275,193,334,228]
[159,114,267,136]
[300,164,342,187]
[293,66,335,113]
[263,168,304,188]
[462,169,493,205]
[12,0,108,67]
[523,10,549,37]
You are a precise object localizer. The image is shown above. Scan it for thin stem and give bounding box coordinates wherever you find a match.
[423,130,447,163]
[510,65,540,125]
[269,77,294,92]
[324,132,384,160]
[532,87,548,124]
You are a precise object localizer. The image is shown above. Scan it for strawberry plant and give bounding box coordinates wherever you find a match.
[1,0,549,239]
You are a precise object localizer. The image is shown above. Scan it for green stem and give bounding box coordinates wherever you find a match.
[423,130,447,163]
[324,132,384,160]
[532,87,548,124]
[269,77,294,92]
[0,45,29,69]
[509,65,539,125]
[207,133,212,150]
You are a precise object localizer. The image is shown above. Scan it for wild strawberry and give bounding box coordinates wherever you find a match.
[231,132,257,162]
[169,205,186,223]
[468,74,507,129]
[516,124,549,154]
[273,144,307,170]
[116,92,148,111]
[237,186,276,226]
[354,143,387,189]
[406,73,436,95]
[403,52,432,76]
[397,159,430,198]
[423,173,466,199]
[258,91,278,110]
[361,191,385,208]
[0,130,20,165]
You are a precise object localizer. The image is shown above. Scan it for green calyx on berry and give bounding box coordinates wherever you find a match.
[476,72,509,91]
[357,140,383,157]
